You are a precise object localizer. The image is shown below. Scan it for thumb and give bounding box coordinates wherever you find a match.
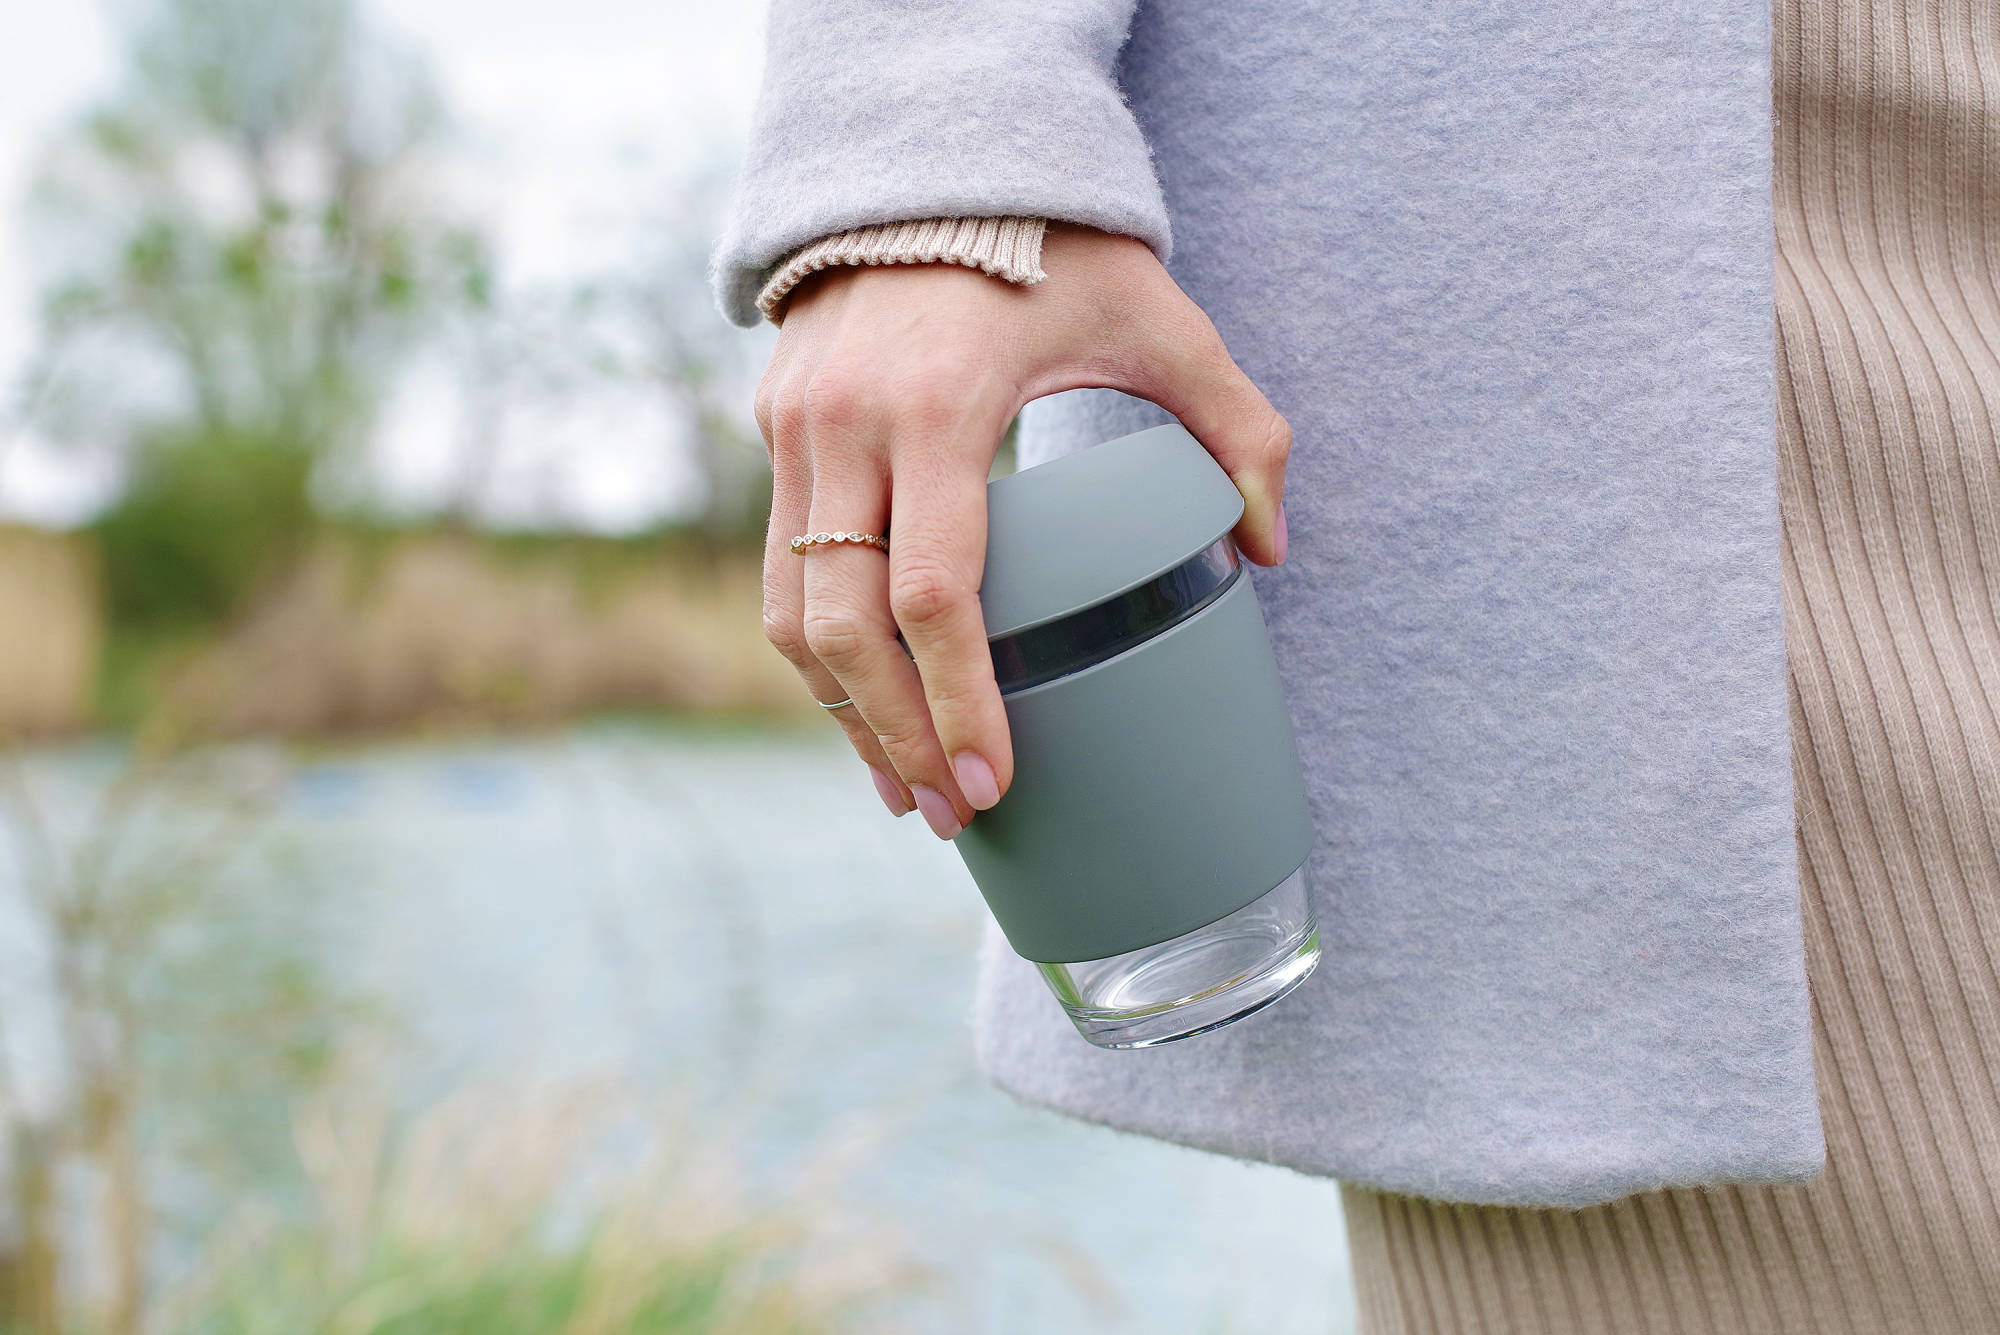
[1129,306,1292,566]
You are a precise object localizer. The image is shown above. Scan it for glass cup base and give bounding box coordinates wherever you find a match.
[1034,865,1320,1049]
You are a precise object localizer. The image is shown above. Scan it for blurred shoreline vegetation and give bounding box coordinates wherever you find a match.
[158,1079,918,1335]
[0,742,354,1332]
[7,0,779,747]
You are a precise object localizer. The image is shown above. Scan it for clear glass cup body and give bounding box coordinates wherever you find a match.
[1033,864,1319,1049]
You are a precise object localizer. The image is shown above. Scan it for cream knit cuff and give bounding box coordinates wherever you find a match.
[755,216,1048,325]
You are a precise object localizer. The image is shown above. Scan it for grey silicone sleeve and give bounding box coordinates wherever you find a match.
[955,575,1316,964]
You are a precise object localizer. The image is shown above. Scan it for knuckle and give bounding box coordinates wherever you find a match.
[889,560,968,632]
[800,371,871,436]
[1261,410,1293,470]
[769,396,807,454]
[883,365,971,430]
[918,675,988,719]
[760,604,808,665]
[753,380,778,446]
[832,713,881,751]
[801,607,871,666]
[868,719,930,761]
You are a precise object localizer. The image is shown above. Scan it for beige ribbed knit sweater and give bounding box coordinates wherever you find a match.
[759,0,2000,1325]
[757,216,1047,323]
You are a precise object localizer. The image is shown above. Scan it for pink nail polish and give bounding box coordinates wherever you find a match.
[909,784,963,840]
[869,766,910,816]
[1274,502,1289,564]
[953,752,1001,810]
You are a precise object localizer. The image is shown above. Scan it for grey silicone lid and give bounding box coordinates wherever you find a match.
[980,423,1245,639]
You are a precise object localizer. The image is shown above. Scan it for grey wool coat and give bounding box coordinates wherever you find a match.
[711,0,1824,1209]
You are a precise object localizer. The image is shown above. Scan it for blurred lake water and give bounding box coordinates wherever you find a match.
[307,720,1356,1333]
[6,720,1356,1333]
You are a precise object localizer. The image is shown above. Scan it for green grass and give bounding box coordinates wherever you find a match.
[173,1233,833,1335]
[135,1084,919,1335]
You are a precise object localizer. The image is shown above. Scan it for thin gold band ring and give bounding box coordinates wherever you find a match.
[791,530,888,555]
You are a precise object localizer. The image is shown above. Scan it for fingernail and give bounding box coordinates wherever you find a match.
[909,784,963,840]
[869,766,910,817]
[1274,502,1289,565]
[953,752,1001,810]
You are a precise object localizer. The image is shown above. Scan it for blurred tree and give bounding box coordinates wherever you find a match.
[25,0,489,632]
[566,157,774,550]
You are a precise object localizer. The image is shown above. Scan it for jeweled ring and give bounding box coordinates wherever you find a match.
[817,695,855,711]
[791,530,888,555]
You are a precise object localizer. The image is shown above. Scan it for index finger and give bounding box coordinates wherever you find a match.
[887,433,1013,812]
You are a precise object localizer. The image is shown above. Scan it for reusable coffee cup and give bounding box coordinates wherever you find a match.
[955,422,1320,1048]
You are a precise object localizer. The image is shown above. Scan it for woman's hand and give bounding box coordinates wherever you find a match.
[754,221,1291,839]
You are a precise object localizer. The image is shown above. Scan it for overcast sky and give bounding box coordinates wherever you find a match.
[0,0,770,529]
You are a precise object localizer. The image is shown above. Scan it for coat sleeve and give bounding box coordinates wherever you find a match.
[708,0,1169,328]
